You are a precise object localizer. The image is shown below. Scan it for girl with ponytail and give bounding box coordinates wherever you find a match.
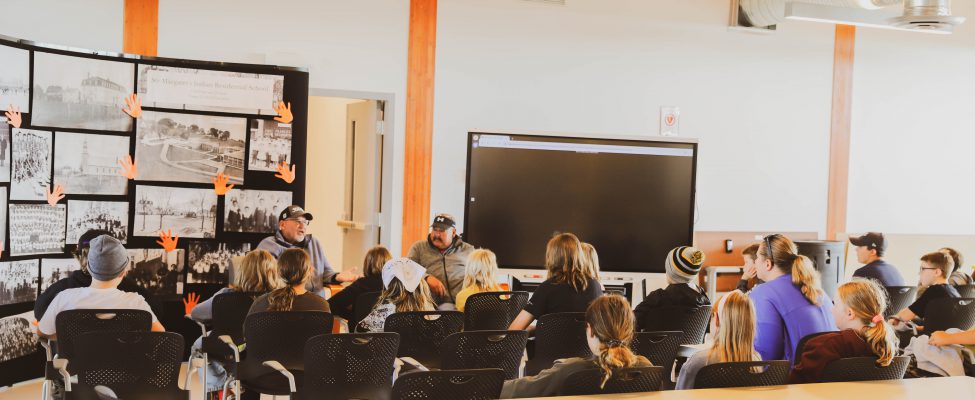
[247,248,330,315]
[750,234,836,363]
[677,290,761,389]
[501,295,651,398]
[791,279,898,383]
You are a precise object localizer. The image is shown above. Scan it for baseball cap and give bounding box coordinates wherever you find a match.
[431,214,456,231]
[850,232,887,255]
[279,205,313,222]
[87,235,129,281]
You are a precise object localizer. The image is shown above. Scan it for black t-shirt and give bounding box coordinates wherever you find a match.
[908,283,960,318]
[523,277,603,318]
[327,275,384,321]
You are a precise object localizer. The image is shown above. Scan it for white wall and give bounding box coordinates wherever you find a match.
[0,0,122,51]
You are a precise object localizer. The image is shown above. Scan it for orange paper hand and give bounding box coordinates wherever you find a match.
[122,94,142,118]
[273,101,293,124]
[183,292,200,316]
[212,172,235,195]
[45,184,65,206]
[4,105,22,128]
[157,229,179,252]
[118,155,137,179]
[274,161,296,183]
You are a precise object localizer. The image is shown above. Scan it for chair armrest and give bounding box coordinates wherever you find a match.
[398,357,430,372]
[261,361,296,393]
[184,357,206,390]
[52,359,71,392]
[217,335,241,363]
[39,338,54,361]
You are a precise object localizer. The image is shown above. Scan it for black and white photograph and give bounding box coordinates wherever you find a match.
[134,185,217,239]
[0,312,40,363]
[9,204,66,256]
[248,119,292,172]
[66,200,129,244]
[11,129,52,201]
[0,188,6,245]
[53,132,129,195]
[0,123,11,182]
[186,241,250,285]
[138,65,284,115]
[31,51,134,132]
[0,260,38,306]
[224,189,293,233]
[0,45,31,113]
[127,248,185,298]
[40,258,81,292]
[135,111,246,185]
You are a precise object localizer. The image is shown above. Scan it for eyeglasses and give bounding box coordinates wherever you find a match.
[285,218,310,226]
[919,267,939,272]
[763,234,780,265]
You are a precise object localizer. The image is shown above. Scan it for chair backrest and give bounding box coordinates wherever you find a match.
[884,286,917,318]
[390,368,504,400]
[351,291,382,331]
[462,291,530,331]
[53,309,152,358]
[693,360,791,389]
[820,356,910,382]
[70,331,186,398]
[793,331,837,366]
[302,332,400,400]
[202,291,257,356]
[630,331,682,371]
[923,297,975,332]
[384,311,464,368]
[955,285,975,298]
[559,366,665,396]
[441,330,528,380]
[243,311,333,371]
[638,305,712,345]
[525,312,591,376]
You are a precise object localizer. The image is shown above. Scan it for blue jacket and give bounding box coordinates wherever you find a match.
[258,231,335,293]
[853,260,905,287]
[750,274,837,363]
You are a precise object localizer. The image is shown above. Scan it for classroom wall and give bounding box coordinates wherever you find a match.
[0,0,122,51]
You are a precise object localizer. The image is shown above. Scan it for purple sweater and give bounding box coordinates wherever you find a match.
[750,274,837,363]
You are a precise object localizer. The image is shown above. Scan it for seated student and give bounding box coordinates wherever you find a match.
[889,251,960,331]
[750,234,836,364]
[327,246,392,321]
[676,290,760,389]
[38,235,164,338]
[736,243,764,293]
[248,248,330,315]
[357,258,436,332]
[509,233,603,331]
[790,279,898,383]
[930,329,975,347]
[581,242,601,281]
[634,246,710,331]
[455,249,503,312]
[35,229,159,320]
[849,232,905,287]
[501,295,651,398]
[942,248,973,286]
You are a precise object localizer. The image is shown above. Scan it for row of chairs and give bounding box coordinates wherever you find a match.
[883,286,975,332]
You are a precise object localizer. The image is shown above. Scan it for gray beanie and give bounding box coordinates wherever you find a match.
[88,235,129,281]
[665,246,705,284]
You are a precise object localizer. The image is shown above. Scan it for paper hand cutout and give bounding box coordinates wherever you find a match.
[183,293,200,316]
[118,155,137,180]
[157,229,179,252]
[212,172,235,195]
[122,94,142,118]
[5,105,22,128]
[45,184,65,206]
[274,161,296,183]
[273,101,293,124]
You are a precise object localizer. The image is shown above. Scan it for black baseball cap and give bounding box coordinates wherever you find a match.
[279,205,313,221]
[431,214,456,231]
[850,232,887,255]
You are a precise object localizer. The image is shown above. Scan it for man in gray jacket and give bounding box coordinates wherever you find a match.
[407,213,474,307]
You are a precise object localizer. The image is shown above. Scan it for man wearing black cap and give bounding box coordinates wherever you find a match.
[850,232,905,287]
[407,213,474,307]
[257,205,360,294]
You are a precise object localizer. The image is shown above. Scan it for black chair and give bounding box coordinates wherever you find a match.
[793,331,837,366]
[462,291,529,331]
[524,312,590,376]
[296,332,400,400]
[441,330,528,380]
[955,285,975,298]
[922,297,975,332]
[384,311,464,369]
[638,305,712,345]
[559,366,666,395]
[351,291,382,332]
[65,331,188,399]
[630,331,682,372]
[884,286,917,318]
[820,356,910,382]
[693,360,791,389]
[235,311,333,398]
[390,368,504,400]
[186,291,256,394]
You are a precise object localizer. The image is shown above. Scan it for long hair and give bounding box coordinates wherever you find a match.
[463,249,502,292]
[378,278,436,313]
[836,280,897,366]
[758,234,823,305]
[586,295,645,388]
[581,242,601,281]
[266,249,312,312]
[708,290,761,363]
[545,233,592,292]
[232,250,281,294]
[921,251,954,279]
[363,246,392,278]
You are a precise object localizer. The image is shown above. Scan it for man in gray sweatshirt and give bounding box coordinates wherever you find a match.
[407,213,474,307]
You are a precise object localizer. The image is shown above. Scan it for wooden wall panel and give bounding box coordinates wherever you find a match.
[123,0,158,56]
[826,25,856,240]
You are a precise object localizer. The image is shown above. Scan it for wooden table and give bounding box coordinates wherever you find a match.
[518,376,975,399]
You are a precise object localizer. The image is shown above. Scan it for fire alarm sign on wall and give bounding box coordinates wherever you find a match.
[660,106,680,137]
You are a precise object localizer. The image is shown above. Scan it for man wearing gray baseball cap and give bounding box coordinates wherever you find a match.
[37,235,164,338]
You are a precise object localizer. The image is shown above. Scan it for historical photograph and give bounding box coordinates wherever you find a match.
[0,123,11,182]
[127,248,185,298]
[0,260,38,305]
[53,132,130,195]
[11,129,52,201]
[66,200,129,244]
[134,185,217,239]
[31,52,135,132]
[40,258,81,292]
[248,119,292,172]
[186,241,250,285]
[135,111,246,185]
[0,187,7,246]
[138,65,284,115]
[224,189,293,233]
[0,45,31,113]
[0,312,40,363]
[9,204,66,256]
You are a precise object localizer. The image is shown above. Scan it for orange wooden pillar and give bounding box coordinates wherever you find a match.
[826,25,856,240]
[123,0,159,56]
[401,0,438,254]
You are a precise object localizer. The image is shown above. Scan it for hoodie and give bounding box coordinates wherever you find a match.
[258,230,335,293]
[407,235,474,303]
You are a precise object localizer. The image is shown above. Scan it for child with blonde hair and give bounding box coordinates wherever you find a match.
[676,290,761,389]
[455,249,503,311]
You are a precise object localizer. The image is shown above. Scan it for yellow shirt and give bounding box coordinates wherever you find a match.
[455,285,484,312]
